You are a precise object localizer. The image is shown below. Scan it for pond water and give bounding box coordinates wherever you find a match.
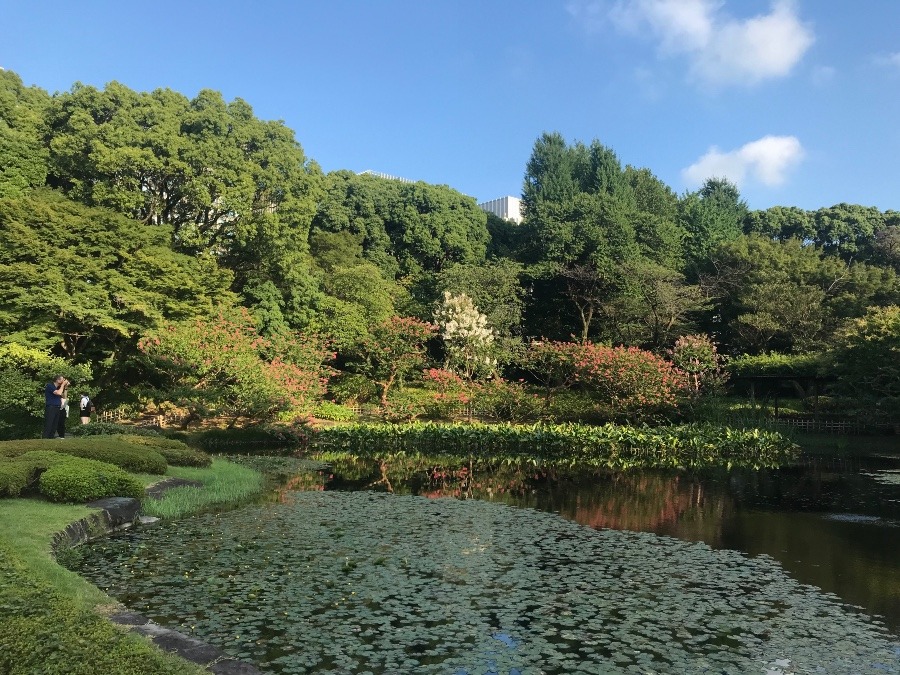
[64,450,900,674]
[315,453,900,635]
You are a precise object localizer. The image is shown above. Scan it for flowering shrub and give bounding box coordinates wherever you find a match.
[139,308,332,425]
[434,292,497,379]
[422,368,472,419]
[671,334,728,397]
[522,340,686,420]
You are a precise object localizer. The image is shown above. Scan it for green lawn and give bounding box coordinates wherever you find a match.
[0,457,265,675]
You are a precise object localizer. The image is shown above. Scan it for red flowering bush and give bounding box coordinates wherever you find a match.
[139,308,333,425]
[521,340,686,420]
[422,368,472,419]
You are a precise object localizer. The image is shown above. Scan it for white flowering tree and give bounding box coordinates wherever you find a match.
[434,292,497,380]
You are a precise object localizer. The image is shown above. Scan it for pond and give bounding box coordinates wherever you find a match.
[64,452,900,674]
[316,452,900,634]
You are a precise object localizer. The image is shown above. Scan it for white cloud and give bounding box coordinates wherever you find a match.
[873,52,900,70]
[607,0,814,86]
[682,135,805,188]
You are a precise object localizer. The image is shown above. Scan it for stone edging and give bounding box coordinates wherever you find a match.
[51,494,263,674]
[110,611,262,675]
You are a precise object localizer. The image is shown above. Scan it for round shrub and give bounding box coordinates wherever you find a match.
[0,460,35,497]
[70,422,161,437]
[38,457,144,502]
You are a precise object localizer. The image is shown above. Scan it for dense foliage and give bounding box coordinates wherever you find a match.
[1,68,898,429]
[312,421,798,470]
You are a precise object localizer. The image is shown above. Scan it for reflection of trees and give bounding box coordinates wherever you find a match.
[275,472,327,502]
[308,454,733,541]
[545,473,728,535]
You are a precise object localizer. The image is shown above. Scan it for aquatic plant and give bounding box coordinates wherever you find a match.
[311,421,798,470]
[65,492,900,674]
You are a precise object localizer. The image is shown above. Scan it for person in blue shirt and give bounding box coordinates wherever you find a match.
[43,375,69,438]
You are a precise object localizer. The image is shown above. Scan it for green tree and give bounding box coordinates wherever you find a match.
[43,81,323,328]
[357,316,436,406]
[811,203,883,260]
[520,133,686,344]
[525,191,640,342]
[312,171,489,280]
[743,205,814,242]
[609,262,707,349]
[521,131,582,214]
[679,178,747,271]
[699,235,899,353]
[0,190,234,385]
[0,70,50,199]
[830,305,900,415]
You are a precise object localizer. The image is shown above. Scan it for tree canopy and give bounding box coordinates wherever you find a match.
[1,69,899,425]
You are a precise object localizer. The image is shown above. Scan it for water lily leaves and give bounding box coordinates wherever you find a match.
[66,492,899,674]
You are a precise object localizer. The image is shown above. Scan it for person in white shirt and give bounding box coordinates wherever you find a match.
[79,393,94,425]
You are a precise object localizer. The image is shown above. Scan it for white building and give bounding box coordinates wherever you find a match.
[478,195,522,224]
[358,169,415,184]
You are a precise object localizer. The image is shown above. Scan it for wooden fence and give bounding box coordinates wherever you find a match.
[722,416,898,435]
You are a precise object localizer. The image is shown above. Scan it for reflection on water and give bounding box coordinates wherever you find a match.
[306,453,900,634]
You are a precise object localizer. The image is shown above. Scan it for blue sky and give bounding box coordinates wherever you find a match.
[2,1,899,211]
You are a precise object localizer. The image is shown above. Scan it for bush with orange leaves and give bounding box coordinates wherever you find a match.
[138,307,333,426]
[521,340,687,421]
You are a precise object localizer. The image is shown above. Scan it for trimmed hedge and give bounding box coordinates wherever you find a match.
[106,435,211,467]
[0,451,143,502]
[0,459,34,496]
[39,456,144,502]
[0,450,71,497]
[0,438,167,474]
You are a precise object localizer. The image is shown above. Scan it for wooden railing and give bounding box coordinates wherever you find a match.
[722,415,898,435]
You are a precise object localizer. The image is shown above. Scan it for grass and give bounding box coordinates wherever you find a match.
[143,458,266,519]
[0,500,205,674]
[0,499,107,607]
[0,455,265,674]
